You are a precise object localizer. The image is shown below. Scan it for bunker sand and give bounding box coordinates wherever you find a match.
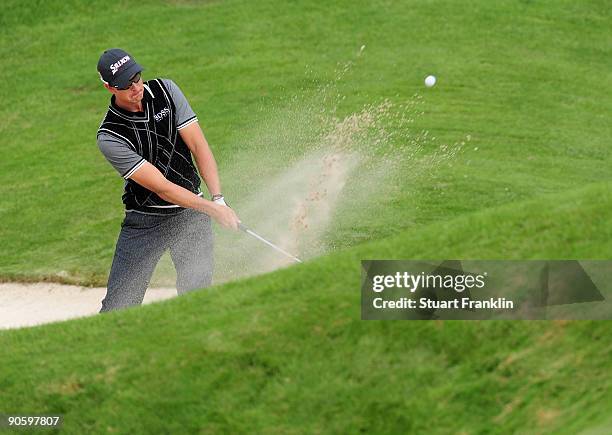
[0,283,175,330]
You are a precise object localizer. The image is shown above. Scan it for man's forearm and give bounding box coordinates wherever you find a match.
[128,160,239,229]
[193,147,222,197]
[157,179,218,215]
[179,122,224,197]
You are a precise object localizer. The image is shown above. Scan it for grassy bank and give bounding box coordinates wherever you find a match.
[1,183,612,433]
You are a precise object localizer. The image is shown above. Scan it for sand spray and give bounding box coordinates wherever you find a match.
[152,49,466,285]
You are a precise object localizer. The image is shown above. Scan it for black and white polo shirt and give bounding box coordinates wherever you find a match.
[97,78,202,215]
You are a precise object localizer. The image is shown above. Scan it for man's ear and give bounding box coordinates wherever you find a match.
[103,83,116,94]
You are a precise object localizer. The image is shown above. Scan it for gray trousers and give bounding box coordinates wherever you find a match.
[100,208,213,312]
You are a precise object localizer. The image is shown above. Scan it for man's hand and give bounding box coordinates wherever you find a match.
[209,203,240,230]
[210,195,240,231]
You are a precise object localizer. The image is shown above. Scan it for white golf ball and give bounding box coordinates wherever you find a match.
[425,75,436,87]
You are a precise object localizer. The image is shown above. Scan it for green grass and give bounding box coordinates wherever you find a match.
[1,184,612,433]
[1,0,611,281]
[1,0,612,433]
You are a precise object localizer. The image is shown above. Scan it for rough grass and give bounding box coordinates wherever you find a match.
[1,184,612,433]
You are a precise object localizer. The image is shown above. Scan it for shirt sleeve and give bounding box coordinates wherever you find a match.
[97,132,146,179]
[161,78,198,130]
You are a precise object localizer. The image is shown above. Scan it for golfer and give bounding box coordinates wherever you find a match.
[95,48,240,312]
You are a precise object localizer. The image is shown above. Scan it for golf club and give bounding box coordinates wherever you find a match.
[239,223,303,263]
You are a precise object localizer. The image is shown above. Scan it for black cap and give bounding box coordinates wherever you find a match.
[97,48,143,88]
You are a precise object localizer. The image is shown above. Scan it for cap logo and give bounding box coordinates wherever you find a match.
[110,55,131,75]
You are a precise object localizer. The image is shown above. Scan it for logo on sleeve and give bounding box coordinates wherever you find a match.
[154,108,170,122]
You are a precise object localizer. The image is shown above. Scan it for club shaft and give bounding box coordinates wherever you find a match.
[240,225,303,263]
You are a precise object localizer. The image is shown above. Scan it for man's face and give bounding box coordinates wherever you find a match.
[108,72,144,104]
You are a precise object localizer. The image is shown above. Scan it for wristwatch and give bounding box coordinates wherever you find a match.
[211,194,224,201]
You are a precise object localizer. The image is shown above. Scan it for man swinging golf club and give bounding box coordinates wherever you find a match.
[96,48,240,312]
